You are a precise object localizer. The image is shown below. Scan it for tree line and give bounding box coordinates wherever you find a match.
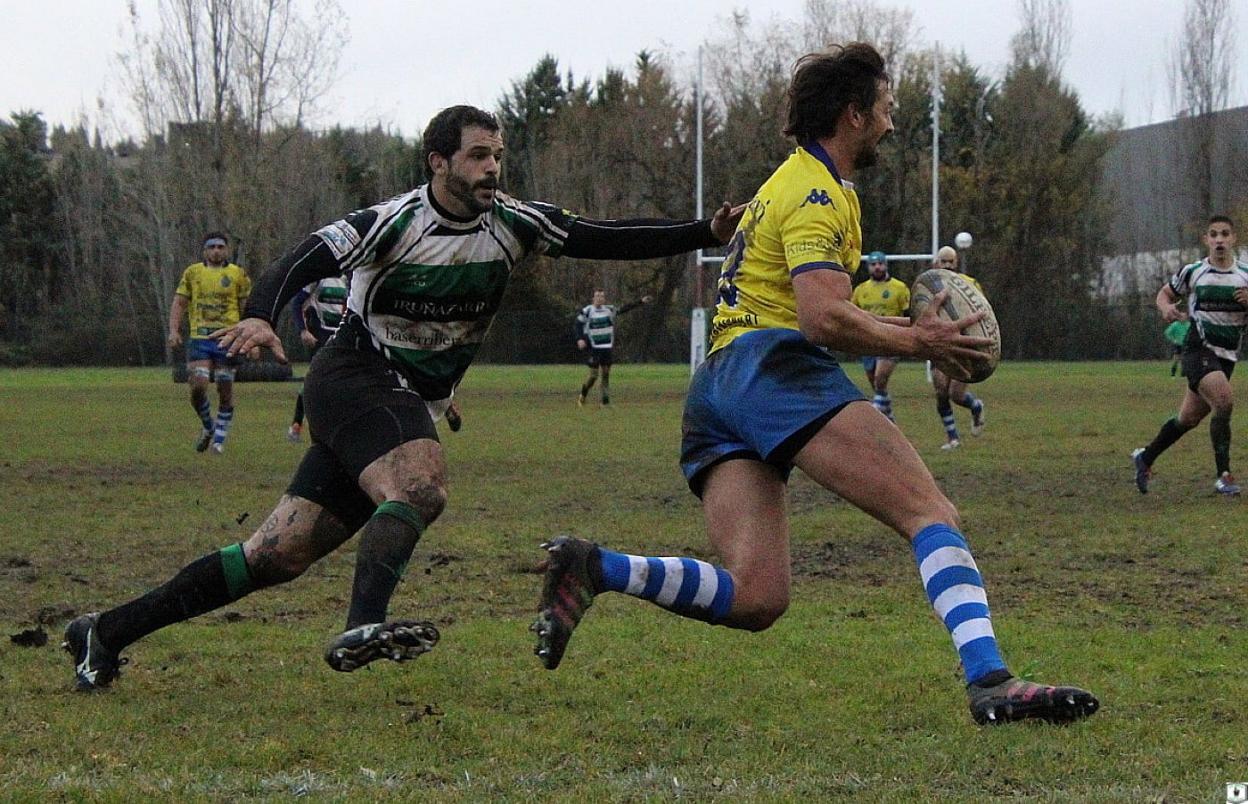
[0,0,1233,367]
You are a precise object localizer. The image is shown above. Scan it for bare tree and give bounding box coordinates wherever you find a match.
[1168,0,1235,118]
[1010,0,1071,75]
[1167,0,1237,217]
[233,0,343,142]
[802,0,919,73]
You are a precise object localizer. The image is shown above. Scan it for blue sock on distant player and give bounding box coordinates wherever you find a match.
[212,406,234,446]
[958,392,979,410]
[195,397,213,432]
[596,547,734,622]
[911,523,1007,684]
[938,399,959,441]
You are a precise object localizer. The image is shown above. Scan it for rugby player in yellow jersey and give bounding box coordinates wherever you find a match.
[930,245,987,449]
[535,43,1099,726]
[167,232,252,454]
[851,250,910,420]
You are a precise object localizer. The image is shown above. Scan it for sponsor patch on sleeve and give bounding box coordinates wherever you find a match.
[315,220,362,260]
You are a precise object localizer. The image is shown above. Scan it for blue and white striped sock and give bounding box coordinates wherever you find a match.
[912,523,1006,684]
[212,406,234,445]
[195,398,213,431]
[597,548,734,622]
[938,400,959,441]
[873,392,893,420]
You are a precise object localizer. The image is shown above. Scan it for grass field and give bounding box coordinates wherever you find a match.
[1,361,1246,801]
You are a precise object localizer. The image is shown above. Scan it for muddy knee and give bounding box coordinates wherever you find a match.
[399,478,447,526]
[242,539,310,586]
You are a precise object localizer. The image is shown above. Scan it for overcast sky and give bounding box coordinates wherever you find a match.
[4,0,1246,141]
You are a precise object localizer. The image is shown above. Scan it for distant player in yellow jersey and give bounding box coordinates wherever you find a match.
[930,245,987,449]
[851,250,910,420]
[536,43,1098,725]
[167,232,252,454]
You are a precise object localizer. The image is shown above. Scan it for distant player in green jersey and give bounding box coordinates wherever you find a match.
[63,104,742,691]
[533,44,1098,726]
[1163,319,1190,376]
[1133,215,1248,496]
[575,289,652,406]
[166,232,251,455]
[850,250,909,420]
[930,245,986,449]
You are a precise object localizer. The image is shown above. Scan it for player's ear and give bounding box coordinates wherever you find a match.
[428,152,448,177]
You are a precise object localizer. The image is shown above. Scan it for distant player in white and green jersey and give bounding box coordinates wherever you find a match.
[63,104,743,691]
[1133,215,1248,496]
[575,289,652,406]
[287,276,348,443]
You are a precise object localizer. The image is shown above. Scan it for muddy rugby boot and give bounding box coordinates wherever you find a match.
[324,620,440,672]
[63,613,127,691]
[968,675,1099,725]
[532,536,600,670]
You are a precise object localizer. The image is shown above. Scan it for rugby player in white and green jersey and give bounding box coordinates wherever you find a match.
[63,105,743,691]
[1134,215,1248,496]
[575,289,652,406]
[286,276,348,442]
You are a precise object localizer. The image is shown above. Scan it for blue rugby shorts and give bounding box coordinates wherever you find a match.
[187,337,239,365]
[680,328,866,497]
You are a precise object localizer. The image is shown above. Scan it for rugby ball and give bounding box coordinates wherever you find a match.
[910,268,1000,383]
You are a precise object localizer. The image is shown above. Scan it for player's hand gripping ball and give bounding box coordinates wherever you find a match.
[910,268,1001,383]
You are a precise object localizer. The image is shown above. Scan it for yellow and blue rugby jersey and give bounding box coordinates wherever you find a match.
[175,262,252,336]
[851,277,910,318]
[709,141,861,354]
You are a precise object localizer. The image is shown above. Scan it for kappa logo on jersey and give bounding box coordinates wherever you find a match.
[882,290,891,298]
[800,188,834,208]
[220,275,232,288]
[316,220,362,259]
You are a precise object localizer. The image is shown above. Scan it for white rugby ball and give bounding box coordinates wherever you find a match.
[910,268,1000,383]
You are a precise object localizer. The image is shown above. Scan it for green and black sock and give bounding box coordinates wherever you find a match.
[346,501,426,628]
[1142,417,1192,465]
[96,543,256,652]
[1211,413,1232,476]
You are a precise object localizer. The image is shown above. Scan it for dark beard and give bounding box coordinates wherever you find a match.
[854,143,880,170]
[446,173,495,215]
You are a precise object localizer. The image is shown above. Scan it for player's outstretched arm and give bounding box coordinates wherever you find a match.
[558,201,741,260]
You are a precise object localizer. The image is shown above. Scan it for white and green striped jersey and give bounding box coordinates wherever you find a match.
[307,277,348,332]
[579,304,619,349]
[314,184,575,401]
[1168,258,1248,361]
[248,183,719,402]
